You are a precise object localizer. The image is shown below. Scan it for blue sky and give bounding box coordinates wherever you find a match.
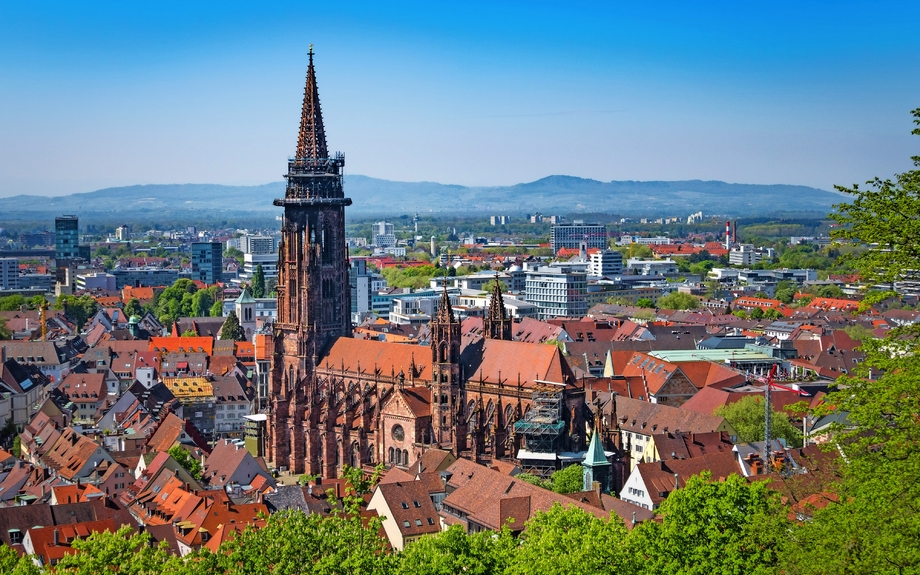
[1,1,918,197]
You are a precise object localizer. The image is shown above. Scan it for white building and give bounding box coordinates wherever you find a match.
[373,221,396,248]
[589,250,624,277]
[627,258,678,276]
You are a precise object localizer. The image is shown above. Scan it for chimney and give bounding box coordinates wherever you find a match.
[631,511,636,526]
[674,473,679,491]
[593,480,601,499]
[53,530,59,546]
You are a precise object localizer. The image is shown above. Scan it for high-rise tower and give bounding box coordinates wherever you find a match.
[269,47,352,474]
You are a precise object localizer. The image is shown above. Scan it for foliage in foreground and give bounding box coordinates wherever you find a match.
[0,473,792,575]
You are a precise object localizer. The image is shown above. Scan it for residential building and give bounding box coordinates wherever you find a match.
[191,242,222,284]
[619,451,740,510]
[551,222,607,254]
[525,266,588,319]
[490,215,510,225]
[115,225,131,241]
[368,479,441,550]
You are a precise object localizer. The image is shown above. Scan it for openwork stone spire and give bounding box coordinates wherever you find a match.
[296,45,328,161]
[435,281,456,324]
[483,272,512,340]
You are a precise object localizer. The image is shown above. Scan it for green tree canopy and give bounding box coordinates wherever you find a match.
[54,294,99,330]
[715,395,803,447]
[252,264,266,298]
[507,504,632,575]
[635,297,655,308]
[549,464,584,494]
[220,310,246,341]
[629,473,787,575]
[656,291,699,310]
[209,299,224,317]
[399,524,515,575]
[123,297,142,318]
[168,445,202,480]
[829,108,920,302]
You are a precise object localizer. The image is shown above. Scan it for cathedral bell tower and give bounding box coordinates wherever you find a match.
[430,283,461,449]
[269,47,352,474]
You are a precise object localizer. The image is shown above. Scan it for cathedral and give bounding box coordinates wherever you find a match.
[267,50,588,478]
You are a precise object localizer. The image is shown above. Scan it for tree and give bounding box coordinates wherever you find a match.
[399,524,515,575]
[252,264,266,298]
[215,509,395,575]
[0,294,26,311]
[0,316,10,340]
[750,307,764,319]
[53,526,173,575]
[220,310,246,341]
[516,473,552,490]
[54,294,99,330]
[507,504,633,575]
[209,299,224,317]
[155,278,199,328]
[784,110,920,574]
[123,297,142,318]
[191,289,213,317]
[829,108,920,304]
[0,542,40,575]
[763,307,783,320]
[635,297,655,308]
[817,284,844,298]
[549,464,584,494]
[224,246,244,266]
[775,287,796,304]
[843,323,874,341]
[715,395,802,447]
[482,278,507,294]
[629,473,788,575]
[656,292,699,310]
[168,445,203,480]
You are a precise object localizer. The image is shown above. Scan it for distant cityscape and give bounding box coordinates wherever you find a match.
[0,47,911,570]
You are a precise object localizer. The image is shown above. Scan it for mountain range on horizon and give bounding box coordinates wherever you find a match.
[0,175,845,221]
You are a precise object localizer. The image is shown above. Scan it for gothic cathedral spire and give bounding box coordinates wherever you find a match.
[269,47,352,475]
[483,272,512,340]
[296,46,328,162]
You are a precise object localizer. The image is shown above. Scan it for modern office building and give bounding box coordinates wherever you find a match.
[191,242,223,284]
[525,266,588,319]
[551,222,607,254]
[54,215,81,260]
[588,250,624,277]
[112,268,186,289]
[373,221,396,248]
[0,258,18,290]
[226,235,277,255]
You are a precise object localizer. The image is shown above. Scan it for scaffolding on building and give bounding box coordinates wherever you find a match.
[514,384,565,477]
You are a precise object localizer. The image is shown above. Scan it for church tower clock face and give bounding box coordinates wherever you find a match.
[391,424,405,442]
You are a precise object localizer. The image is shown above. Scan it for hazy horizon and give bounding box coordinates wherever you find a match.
[2,2,918,198]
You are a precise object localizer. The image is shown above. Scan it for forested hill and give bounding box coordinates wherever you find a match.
[0,175,843,220]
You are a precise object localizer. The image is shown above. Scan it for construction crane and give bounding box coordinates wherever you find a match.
[40,299,49,342]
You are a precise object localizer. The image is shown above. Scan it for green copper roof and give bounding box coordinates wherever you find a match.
[235,287,256,304]
[583,430,610,468]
